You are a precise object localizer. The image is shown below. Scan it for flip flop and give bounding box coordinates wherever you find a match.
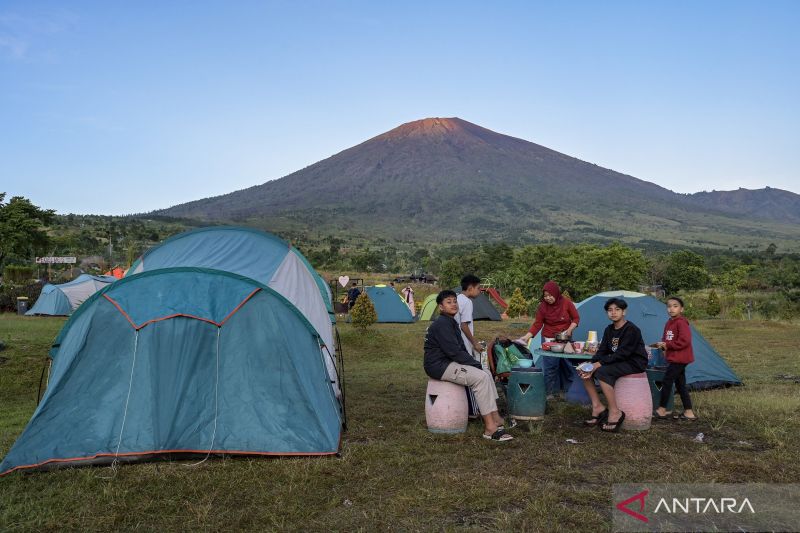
[483,429,514,442]
[499,418,518,430]
[679,413,699,421]
[583,409,608,427]
[652,411,673,420]
[601,411,626,433]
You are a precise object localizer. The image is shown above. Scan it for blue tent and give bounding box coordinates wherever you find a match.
[26,275,117,316]
[531,291,741,390]
[1,268,342,476]
[364,286,413,323]
[127,226,340,395]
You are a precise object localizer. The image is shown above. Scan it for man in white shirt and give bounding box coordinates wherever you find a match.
[455,274,484,359]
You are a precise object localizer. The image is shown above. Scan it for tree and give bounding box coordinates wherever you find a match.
[662,250,710,293]
[350,292,377,330]
[505,288,528,318]
[0,193,55,266]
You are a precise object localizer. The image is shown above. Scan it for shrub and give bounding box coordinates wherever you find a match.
[2,265,35,284]
[0,282,44,312]
[706,289,721,317]
[350,292,377,330]
[505,288,528,318]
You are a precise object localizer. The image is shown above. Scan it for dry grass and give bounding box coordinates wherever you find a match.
[1,315,799,531]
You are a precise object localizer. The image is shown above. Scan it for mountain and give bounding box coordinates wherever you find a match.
[156,117,800,250]
[685,187,800,225]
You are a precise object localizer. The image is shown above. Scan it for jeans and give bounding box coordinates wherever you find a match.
[542,356,575,395]
[659,362,693,410]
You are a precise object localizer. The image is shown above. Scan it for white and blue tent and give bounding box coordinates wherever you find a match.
[26,275,117,316]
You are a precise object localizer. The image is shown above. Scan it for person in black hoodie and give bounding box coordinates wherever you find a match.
[578,297,648,432]
[424,290,512,442]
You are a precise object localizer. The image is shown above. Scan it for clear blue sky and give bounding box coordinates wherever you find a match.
[2,1,798,215]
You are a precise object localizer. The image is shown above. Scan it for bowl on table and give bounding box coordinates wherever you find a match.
[515,358,534,368]
[549,343,565,353]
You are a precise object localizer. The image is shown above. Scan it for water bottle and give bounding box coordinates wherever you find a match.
[478,341,489,370]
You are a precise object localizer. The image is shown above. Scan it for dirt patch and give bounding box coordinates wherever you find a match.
[775,374,800,383]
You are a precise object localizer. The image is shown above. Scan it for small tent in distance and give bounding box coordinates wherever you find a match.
[364,286,414,323]
[530,291,741,390]
[419,294,438,321]
[419,289,502,321]
[26,275,117,316]
[1,268,342,476]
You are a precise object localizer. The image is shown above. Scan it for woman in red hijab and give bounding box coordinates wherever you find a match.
[519,281,580,395]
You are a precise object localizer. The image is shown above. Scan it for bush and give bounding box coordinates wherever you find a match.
[0,282,44,312]
[350,292,377,330]
[505,288,528,318]
[706,289,721,317]
[2,265,35,284]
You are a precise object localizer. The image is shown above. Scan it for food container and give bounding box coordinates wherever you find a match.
[578,362,594,373]
[515,359,534,369]
[549,343,565,353]
[585,341,598,355]
[587,331,598,343]
[572,341,585,352]
[555,332,572,342]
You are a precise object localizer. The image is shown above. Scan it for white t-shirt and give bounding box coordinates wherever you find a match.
[455,293,475,356]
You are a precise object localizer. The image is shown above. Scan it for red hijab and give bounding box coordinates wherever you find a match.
[539,281,565,323]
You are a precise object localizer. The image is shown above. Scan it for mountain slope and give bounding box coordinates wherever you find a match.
[157,118,800,250]
[685,187,800,224]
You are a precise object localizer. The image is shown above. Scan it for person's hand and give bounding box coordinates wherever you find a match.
[656,342,666,350]
[473,341,484,353]
[578,362,600,380]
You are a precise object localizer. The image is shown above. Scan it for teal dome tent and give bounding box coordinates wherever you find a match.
[126,227,339,396]
[1,268,342,476]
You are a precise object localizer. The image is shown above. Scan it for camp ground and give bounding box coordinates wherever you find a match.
[529,291,742,390]
[364,285,414,323]
[0,268,342,476]
[25,274,117,316]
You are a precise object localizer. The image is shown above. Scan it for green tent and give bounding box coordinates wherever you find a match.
[419,294,438,321]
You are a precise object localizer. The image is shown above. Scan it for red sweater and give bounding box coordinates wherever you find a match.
[661,316,695,364]
[528,298,580,338]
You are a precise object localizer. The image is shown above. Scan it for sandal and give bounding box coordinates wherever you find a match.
[497,418,518,431]
[483,429,514,442]
[652,411,673,420]
[583,409,608,427]
[678,413,698,421]
[601,411,626,433]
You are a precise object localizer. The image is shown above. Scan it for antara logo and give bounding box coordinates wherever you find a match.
[615,489,756,523]
[616,489,649,523]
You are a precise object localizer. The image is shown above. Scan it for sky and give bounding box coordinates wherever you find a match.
[1,1,798,215]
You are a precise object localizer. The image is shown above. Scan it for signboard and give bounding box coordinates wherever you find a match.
[35,257,77,264]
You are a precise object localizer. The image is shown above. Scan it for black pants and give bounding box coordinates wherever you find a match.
[659,362,693,410]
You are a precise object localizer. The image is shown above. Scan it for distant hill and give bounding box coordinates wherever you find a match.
[685,187,800,225]
[156,117,800,251]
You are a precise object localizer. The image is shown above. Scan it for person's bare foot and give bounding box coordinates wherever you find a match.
[654,407,672,417]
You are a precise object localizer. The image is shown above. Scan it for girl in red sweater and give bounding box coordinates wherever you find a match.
[654,297,697,421]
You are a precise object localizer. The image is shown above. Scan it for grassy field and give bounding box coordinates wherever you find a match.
[1,314,799,531]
